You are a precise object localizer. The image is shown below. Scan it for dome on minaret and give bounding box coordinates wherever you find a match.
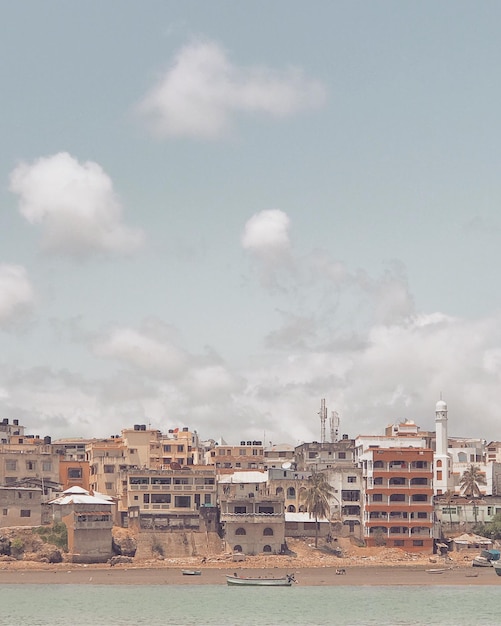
[436,399,447,412]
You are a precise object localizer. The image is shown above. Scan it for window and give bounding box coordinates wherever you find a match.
[163,445,171,452]
[68,468,82,479]
[20,510,31,518]
[436,471,442,480]
[412,540,424,547]
[347,476,356,483]
[42,461,52,472]
[26,461,36,471]
[389,494,405,502]
[2,509,7,515]
[235,527,246,535]
[143,494,150,504]
[130,477,149,485]
[394,540,404,547]
[177,445,184,452]
[252,449,259,456]
[263,545,272,553]
[104,465,115,474]
[263,527,274,536]
[204,494,211,505]
[258,506,274,514]
[105,482,113,490]
[308,452,316,459]
[287,505,296,512]
[372,494,383,502]
[287,487,296,498]
[416,512,428,519]
[234,506,247,514]
[412,494,428,502]
[174,495,191,508]
[338,452,346,459]
[239,449,246,456]
[233,545,242,552]
[152,494,171,504]
[5,460,16,471]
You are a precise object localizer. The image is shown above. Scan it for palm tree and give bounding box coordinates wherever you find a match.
[460,464,486,525]
[301,471,335,548]
[442,490,456,530]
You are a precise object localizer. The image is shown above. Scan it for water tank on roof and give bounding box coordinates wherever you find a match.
[183,427,188,432]
[256,441,262,445]
[240,441,246,446]
[44,436,51,445]
[140,424,146,431]
[342,434,348,440]
[134,424,140,431]
[13,420,18,426]
[246,441,252,445]
[2,419,8,425]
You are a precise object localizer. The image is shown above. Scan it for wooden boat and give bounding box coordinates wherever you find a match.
[426,568,448,574]
[472,556,492,567]
[182,569,202,576]
[226,573,296,586]
[492,561,501,577]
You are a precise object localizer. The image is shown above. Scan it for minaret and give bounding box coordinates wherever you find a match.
[434,398,451,494]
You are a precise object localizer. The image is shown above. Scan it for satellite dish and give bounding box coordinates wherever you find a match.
[170,462,181,470]
[282,461,292,470]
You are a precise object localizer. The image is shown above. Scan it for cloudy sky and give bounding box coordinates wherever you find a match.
[1,1,501,445]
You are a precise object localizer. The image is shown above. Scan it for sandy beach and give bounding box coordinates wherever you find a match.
[0,562,497,586]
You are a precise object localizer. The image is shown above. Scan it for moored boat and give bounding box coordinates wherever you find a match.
[472,556,492,567]
[182,570,202,576]
[492,561,501,577]
[226,573,296,586]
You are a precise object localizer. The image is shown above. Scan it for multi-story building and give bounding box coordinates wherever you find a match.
[263,443,295,469]
[358,446,434,553]
[325,466,363,538]
[0,437,60,497]
[267,467,311,513]
[0,486,42,527]
[86,437,126,497]
[218,471,285,555]
[206,441,265,471]
[294,437,355,471]
[120,465,217,530]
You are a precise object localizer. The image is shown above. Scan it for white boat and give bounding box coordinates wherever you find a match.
[493,561,501,577]
[472,556,492,567]
[226,573,296,586]
[182,569,202,576]
[426,568,448,574]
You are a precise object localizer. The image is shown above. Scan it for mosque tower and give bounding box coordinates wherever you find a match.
[434,397,451,495]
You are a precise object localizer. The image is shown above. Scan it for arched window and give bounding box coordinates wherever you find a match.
[263,527,274,536]
[458,452,467,463]
[263,545,272,553]
[235,527,246,535]
[233,545,242,552]
[287,504,296,512]
[436,460,442,467]
[298,505,306,512]
[276,487,283,495]
[287,487,296,498]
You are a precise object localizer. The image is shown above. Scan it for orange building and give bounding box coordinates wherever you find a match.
[359,446,434,553]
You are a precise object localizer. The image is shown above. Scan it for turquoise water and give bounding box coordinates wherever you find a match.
[0,584,498,625]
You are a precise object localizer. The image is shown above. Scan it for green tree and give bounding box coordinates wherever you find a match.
[460,464,486,498]
[460,464,486,524]
[301,471,335,548]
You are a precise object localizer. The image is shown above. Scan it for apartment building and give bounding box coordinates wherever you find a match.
[218,471,285,555]
[358,446,434,553]
[294,437,355,471]
[121,465,217,530]
[206,441,265,470]
[0,486,42,527]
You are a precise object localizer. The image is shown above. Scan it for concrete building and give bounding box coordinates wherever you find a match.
[206,441,265,471]
[50,486,114,563]
[294,437,355,471]
[121,465,217,531]
[358,445,434,553]
[263,443,295,469]
[0,486,42,527]
[219,471,285,555]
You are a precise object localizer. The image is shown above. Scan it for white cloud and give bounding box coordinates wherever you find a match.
[138,39,326,139]
[93,326,188,377]
[0,265,35,326]
[9,152,145,258]
[241,209,291,259]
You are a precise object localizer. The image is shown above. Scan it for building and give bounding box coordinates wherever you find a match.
[50,486,114,563]
[206,441,265,471]
[358,445,434,553]
[120,465,217,531]
[0,486,42,527]
[219,471,285,555]
[294,437,355,471]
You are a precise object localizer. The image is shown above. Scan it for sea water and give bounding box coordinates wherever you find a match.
[0,584,498,626]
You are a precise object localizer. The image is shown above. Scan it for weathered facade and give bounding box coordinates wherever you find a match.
[219,472,285,555]
[0,486,42,527]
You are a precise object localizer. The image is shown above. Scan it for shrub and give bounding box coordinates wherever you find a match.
[10,538,24,559]
[35,522,68,552]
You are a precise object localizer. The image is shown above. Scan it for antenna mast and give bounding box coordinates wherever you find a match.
[319,398,327,443]
[330,410,340,443]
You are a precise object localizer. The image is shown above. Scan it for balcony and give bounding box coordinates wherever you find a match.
[220,513,284,523]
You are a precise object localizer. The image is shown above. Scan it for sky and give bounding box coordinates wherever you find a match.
[1,1,501,445]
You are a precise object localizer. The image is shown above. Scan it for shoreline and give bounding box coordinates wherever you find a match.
[0,563,498,586]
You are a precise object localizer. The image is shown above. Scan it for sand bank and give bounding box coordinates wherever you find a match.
[0,564,498,586]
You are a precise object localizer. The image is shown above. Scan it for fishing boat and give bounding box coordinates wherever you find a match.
[182,569,202,576]
[426,568,448,574]
[226,573,296,586]
[472,556,492,567]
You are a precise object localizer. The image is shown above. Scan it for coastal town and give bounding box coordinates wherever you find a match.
[0,396,499,572]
